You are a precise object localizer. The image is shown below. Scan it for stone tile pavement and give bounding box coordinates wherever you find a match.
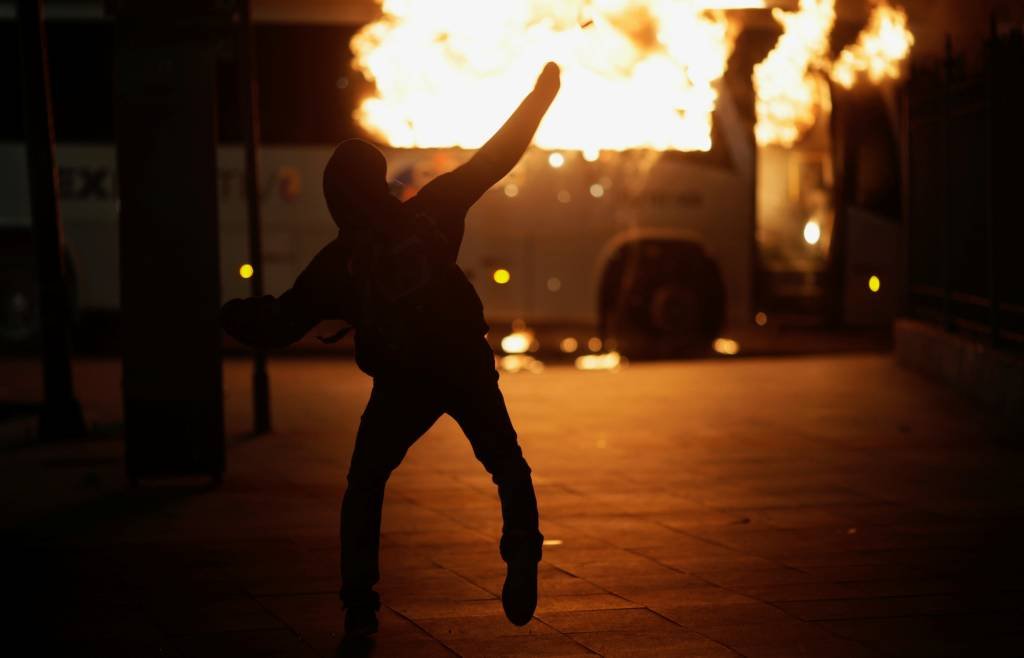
[2,354,1022,656]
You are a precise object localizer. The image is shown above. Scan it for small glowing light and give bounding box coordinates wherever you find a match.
[803,220,821,245]
[493,268,511,284]
[546,277,562,292]
[755,311,768,327]
[501,330,533,354]
[239,263,254,279]
[713,337,740,355]
[548,152,565,168]
[499,354,544,374]
[560,337,578,353]
[589,183,605,198]
[868,275,881,293]
[587,337,602,352]
[503,183,519,198]
[582,148,599,162]
[542,539,563,546]
[575,351,622,371]
[557,190,571,204]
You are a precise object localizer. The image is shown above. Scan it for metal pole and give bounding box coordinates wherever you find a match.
[984,15,999,347]
[17,0,86,440]
[941,35,953,332]
[239,0,270,434]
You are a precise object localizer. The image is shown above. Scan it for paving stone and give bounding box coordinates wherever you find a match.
[776,595,964,621]
[656,601,798,628]
[535,592,642,614]
[569,630,741,657]
[537,607,683,634]
[701,621,882,658]
[419,613,560,640]
[4,355,1022,656]
[148,595,286,636]
[434,633,594,657]
[167,628,318,658]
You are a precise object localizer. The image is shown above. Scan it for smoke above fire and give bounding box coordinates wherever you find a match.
[350,0,914,153]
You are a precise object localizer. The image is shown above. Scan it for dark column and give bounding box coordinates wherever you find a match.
[238,0,270,434]
[112,3,227,482]
[17,0,86,441]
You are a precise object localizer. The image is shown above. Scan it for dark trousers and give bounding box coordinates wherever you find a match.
[339,360,541,608]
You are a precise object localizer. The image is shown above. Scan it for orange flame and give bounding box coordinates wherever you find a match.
[831,2,914,89]
[351,1,763,153]
[754,0,914,147]
[753,0,836,147]
[352,1,914,153]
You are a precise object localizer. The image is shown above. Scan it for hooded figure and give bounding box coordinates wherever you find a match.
[221,62,561,637]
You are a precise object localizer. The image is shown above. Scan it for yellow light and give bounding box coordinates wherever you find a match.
[589,183,605,198]
[755,311,768,327]
[713,337,740,355]
[504,183,519,198]
[499,354,544,373]
[559,337,578,353]
[868,275,881,293]
[575,351,622,371]
[548,152,565,168]
[501,330,533,354]
[542,539,563,546]
[582,148,600,162]
[803,220,821,245]
[587,337,602,352]
[493,268,511,284]
[239,263,254,279]
[546,277,562,292]
[557,190,572,204]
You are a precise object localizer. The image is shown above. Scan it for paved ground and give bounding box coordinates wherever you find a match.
[2,354,1023,657]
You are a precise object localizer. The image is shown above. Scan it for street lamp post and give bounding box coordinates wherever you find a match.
[17,0,86,440]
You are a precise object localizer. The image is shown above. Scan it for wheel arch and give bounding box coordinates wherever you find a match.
[596,228,727,356]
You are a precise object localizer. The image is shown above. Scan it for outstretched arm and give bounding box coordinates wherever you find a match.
[220,238,353,350]
[419,62,561,209]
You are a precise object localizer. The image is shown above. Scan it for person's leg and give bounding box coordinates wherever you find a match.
[444,362,542,623]
[340,378,443,614]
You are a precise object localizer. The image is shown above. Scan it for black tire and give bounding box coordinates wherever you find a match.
[600,241,725,359]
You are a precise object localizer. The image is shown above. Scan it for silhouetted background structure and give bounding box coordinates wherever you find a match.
[906,30,1024,350]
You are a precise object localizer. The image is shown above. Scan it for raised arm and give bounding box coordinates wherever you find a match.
[420,62,561,209]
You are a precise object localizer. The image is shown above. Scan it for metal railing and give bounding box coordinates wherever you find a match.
[905,28,1024,352]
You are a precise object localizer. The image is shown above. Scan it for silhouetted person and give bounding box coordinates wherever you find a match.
[221,62,561,637]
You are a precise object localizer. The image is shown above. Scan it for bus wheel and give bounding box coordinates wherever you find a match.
[601,241,725,359]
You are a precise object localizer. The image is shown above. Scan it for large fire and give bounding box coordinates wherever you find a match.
[754,0,915,147]
[351,1,766,153]
[752,0,836,148]
[831,2,915,89]
[351,0,914,153]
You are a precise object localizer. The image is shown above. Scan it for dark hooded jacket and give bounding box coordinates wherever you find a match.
[222,63,561,377]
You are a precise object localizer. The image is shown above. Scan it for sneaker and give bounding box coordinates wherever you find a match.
[344,605,379,638]
[502,550,538,626]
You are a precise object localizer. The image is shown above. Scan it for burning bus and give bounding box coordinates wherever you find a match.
[0,0,913,358]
